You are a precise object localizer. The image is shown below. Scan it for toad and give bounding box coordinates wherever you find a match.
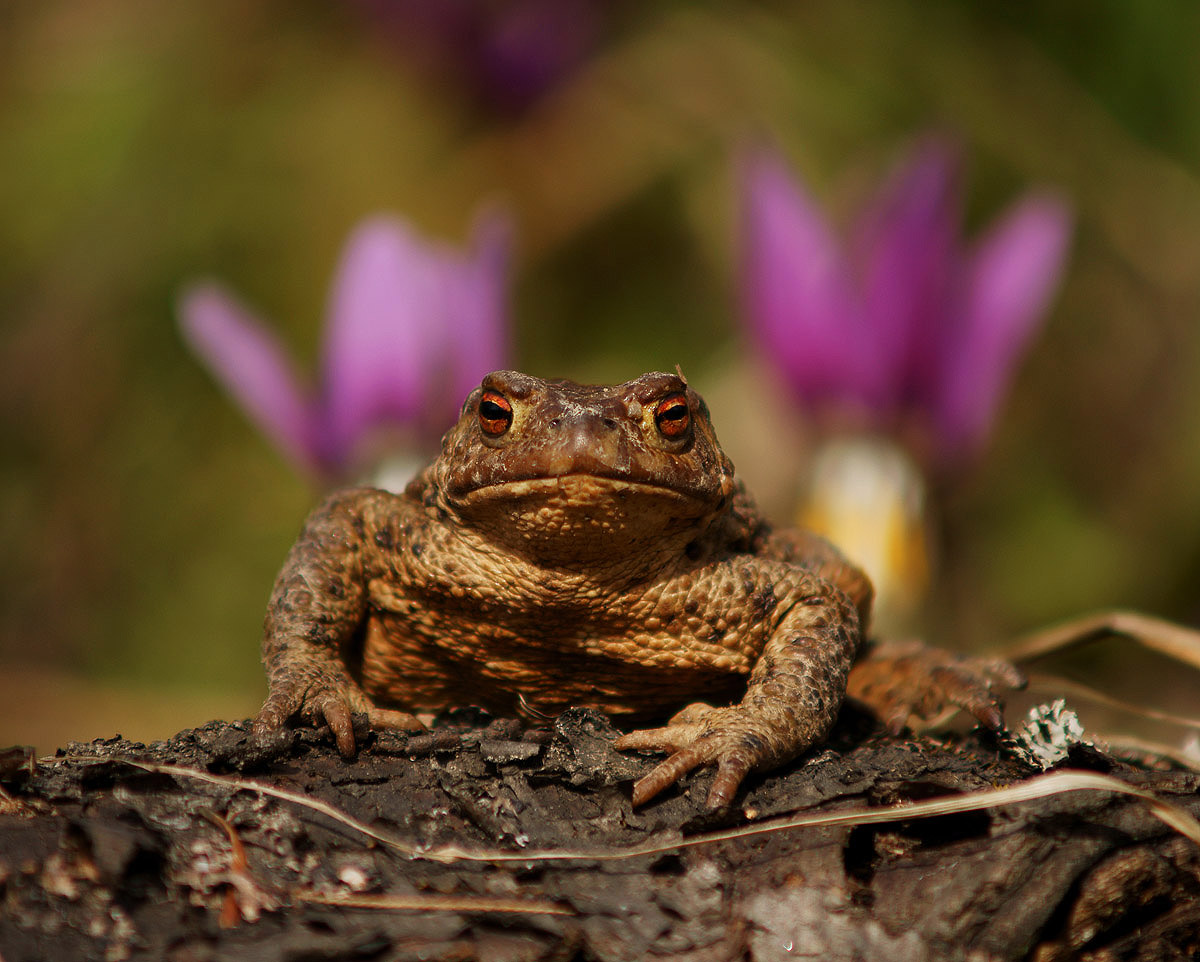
[254,370,1018,807]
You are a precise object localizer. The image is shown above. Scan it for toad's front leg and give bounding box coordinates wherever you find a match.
[253,487,426,754]
[615,575,860,809]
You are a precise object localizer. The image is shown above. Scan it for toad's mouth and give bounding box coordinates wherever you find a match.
[453,473,715,510]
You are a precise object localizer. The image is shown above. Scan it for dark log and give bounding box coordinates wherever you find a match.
[1,710,1198,962]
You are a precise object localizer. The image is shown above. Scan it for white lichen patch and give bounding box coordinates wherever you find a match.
[1003,699,1095,770]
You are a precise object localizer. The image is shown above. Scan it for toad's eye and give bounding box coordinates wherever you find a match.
[478,391,513,436]
[653,394,690,439]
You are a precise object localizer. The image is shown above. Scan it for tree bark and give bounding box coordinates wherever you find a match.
[1,710,1197,961]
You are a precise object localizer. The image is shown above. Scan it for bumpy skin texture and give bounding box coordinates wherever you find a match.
[255,370,1010,808]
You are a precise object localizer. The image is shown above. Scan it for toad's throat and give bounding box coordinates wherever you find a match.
[449,474,716,560]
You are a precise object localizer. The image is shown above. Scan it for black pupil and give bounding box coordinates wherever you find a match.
[659,402,687,422]
[480,398,509,421]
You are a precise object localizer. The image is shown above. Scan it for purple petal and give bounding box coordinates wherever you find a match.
[178,284,321,472]
[740,149,869,407]
[935,193,1073,454]
[478,0,602,110]
[853,138,961,410]
[320,216,451,466]
[444,208,513,418]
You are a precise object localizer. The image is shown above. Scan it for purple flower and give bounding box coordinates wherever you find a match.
[179,212,511,480]
[351,0,604,113]
[741,139,1072,465]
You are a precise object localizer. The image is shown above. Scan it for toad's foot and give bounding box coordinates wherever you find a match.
[615,702,797,810]
[846,639,1025,734]
[252,661,425,756]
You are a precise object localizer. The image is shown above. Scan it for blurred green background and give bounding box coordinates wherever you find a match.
[4,0,1200,751]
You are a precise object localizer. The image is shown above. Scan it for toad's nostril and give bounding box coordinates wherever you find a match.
[603,418,617,430]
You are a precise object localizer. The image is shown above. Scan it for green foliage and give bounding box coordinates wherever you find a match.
[3,0,1200,742]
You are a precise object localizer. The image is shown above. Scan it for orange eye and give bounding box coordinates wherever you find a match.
[654,394,690,439]
[478,391,513,436]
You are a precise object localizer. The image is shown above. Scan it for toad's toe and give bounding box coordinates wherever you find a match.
[848,640,1025,733]
[630,746,711,807]
[618,708,781,809]
[367,707,427,733]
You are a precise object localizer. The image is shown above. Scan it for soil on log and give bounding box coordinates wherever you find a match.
[1,708,1198,962]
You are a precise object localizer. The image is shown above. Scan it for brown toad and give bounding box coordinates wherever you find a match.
[254,370,1016,807]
